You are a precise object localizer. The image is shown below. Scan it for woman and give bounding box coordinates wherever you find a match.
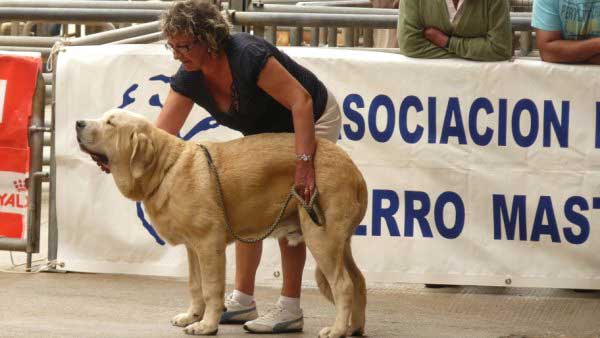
[159,0,341,334]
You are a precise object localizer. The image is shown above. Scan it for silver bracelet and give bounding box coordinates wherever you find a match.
[296,153,313,162]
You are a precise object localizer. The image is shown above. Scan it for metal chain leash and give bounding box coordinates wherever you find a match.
[199,144,325,244]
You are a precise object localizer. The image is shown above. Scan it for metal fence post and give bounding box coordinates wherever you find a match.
[343,27,354,47]
[320,27,327,46]
[47,47,59,268]
[253,25,265,38]
[310,27,319,47]
[22,71,48,270]
[266,26,277,44]
[328,26,337,47]
[363,28,373,47]
[519,30,532,56]
[290,26,303,46]
[229,0,246,32]
[11,21,19,35]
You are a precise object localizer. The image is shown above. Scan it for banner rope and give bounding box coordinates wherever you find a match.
[46,40,71,72]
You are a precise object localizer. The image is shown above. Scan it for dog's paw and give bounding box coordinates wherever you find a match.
[319,326,345,338]
[346,325,365,336]
[184,321,218,336]
[171,312,201,327]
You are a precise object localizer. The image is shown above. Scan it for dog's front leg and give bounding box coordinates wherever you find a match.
[183,245,225,336]
[172,246,205,327]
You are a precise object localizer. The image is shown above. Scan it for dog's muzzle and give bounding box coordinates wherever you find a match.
[75,121,109,165]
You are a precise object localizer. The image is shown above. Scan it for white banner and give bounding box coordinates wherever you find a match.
[55,45,600,289]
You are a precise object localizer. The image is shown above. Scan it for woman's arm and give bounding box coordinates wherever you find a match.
[155,89,195,135]
[256,56,316,202]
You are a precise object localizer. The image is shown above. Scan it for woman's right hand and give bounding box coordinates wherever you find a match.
[91,154,110,174]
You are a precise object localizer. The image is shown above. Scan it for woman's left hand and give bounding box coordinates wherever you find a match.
[295,159,315,203]
[424,27,449,48]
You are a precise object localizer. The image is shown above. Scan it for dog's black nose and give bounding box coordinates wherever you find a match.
[76,120,86,130]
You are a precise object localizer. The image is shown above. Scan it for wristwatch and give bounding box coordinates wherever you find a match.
[296,153,313,162]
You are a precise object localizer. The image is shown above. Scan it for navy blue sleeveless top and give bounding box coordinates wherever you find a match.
[170,33,328,136]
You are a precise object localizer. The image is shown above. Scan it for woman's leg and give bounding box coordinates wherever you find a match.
[220,242,261,324]
[279,238,306,298]
[234,241,262,295]
[242,237,305,333]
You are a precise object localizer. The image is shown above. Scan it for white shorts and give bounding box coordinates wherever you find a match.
[315,89,341,143]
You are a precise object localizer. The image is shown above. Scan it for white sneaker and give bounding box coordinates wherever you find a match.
[243,304,303,333]
[220,293,258,324]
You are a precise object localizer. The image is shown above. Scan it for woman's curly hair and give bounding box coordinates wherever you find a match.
[160,0,231,54]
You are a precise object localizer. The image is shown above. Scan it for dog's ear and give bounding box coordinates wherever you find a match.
[130,132,155,179]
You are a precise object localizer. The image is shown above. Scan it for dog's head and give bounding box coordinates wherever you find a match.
[76,108,157,200]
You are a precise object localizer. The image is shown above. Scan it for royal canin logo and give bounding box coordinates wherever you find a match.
[13,179,27,192]
[0,179,28,208]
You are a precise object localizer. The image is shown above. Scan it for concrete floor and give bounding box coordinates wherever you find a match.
[1,272,600,338]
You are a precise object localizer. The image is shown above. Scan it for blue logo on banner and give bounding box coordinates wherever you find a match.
[118,74,219,245]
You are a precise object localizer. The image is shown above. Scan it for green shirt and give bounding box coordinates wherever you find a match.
[397,0,513,61]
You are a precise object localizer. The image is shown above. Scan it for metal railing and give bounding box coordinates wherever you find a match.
[243,1,533,52]
[510,0,533,12]
[296,0,371,6]
[0,0,171,10]
[235,11,396,28]
[235,8,532,52]
[261,0,531,10]
[0,8,162,23]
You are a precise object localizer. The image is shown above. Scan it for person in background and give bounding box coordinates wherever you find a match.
[371,0,400,48]
[158,0,342,334]
[397,0,513,61]
[532,0,600,64]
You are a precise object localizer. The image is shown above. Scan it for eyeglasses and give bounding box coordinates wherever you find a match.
[165,40,198,54]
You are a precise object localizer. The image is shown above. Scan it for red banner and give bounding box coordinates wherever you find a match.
[0,54,41,239]
[0,212,24,238]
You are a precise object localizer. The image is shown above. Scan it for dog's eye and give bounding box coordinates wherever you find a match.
[106,119,115,127]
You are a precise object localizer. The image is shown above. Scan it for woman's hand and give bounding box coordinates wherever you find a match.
[295,159,315,203]
[91,154,111,174]
[424,27,449,48]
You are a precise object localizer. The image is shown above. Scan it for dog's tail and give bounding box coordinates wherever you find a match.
[344,239,366,307]
[355,175,369,228]
[343,239,367,335]
[315,266,334,303]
